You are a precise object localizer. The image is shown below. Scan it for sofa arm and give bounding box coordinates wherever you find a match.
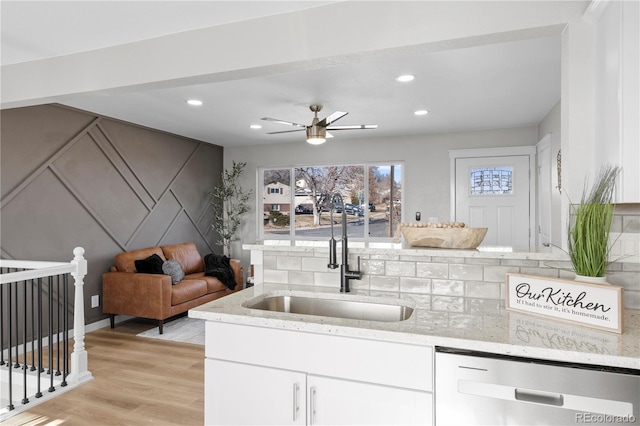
[102,272,173,320]
[230,259,244,291]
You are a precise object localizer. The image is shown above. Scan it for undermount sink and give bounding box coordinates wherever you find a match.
[244,294,414,322]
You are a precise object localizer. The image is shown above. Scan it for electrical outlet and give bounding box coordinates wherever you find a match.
[91,294,99,308]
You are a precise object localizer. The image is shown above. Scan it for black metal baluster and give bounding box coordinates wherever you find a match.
[7,270,14,411]
[21,278,29,405]
[35,277,42,398]
[13,281,20,368]
[47,276,55,393]
[61,274,69,387]
[30,278,36,371]
[55,274,61,376]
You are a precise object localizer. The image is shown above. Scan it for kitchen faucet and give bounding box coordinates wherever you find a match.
[327,192,362,292]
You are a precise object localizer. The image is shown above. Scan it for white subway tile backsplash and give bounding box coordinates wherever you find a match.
[400,277,431,294]
[287,271,314,286]
[483,266,520,282]
[263,269,288,283]
[302,256,331,272]
[263,255,277,269]
[501,259,540,267]
[251,247,640,310]
[465,281,501,299]
[449,264,483,280]
[432,279,464,296]
[519,267,560,278]
[314,271,340,287]
[370,276,400,292]
[416,263,448,279]
[386,261,416,277]
[364,259,386,275]
[277,256,301,271]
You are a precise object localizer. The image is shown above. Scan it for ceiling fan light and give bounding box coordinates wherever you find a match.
[307,136,326,145]
[306,126,327,145]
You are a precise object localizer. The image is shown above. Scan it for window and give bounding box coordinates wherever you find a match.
[270,204,281,211]
[260,163,403,241]
[470,167,513,195]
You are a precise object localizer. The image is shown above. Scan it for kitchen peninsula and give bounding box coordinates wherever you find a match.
[190,242,640,425]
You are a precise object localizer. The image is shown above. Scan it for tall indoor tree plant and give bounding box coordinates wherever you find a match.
[568,165,620,282]
[210,161,252,257]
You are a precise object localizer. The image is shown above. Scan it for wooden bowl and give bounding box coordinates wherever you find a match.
[400,225,487,249]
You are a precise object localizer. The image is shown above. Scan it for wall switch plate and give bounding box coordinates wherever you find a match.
[91,294,99,308]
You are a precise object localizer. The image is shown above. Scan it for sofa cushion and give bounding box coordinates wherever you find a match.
[161,242,204,275]
[185,272,228,293]
[162,259,185,285]
[171,279,207,305]
[134,254,164,274]
[115,247,166,273]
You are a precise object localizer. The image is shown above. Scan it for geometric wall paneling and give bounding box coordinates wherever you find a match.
[159,209,213,257]
[0,168,122,263]
[128,191,183,251]
[89,124,156,209]
[1,104,225,324]
[53,132,149,244]
[99,119,199,200]
[172,142,223,224]
[0,104,96,199]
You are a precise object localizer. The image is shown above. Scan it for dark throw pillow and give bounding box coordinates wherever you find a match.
[162,259,185,285]
[134,254,164,274]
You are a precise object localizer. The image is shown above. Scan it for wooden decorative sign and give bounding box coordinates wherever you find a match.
[505,273,624,334]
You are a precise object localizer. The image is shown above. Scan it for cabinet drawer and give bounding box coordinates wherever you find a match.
[206,321,432,391]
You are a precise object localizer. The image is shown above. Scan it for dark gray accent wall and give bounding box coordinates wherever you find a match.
[1,104,224,325]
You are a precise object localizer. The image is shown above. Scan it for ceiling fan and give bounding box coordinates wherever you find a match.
[261,105,378,145]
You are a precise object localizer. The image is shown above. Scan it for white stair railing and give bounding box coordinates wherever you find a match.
[0,247,92,421]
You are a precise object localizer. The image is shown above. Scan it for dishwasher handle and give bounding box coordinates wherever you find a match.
[515,388,564,406]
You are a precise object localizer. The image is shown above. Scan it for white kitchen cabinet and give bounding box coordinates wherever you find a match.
[205,359,306,425]
[204,321,433,425]
[592,0,640,202]
[307,375,431,425]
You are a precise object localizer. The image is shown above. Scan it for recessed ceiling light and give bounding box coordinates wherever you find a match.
[250,124,262,129]
[414,110,429,116]
[186,99,203,106]
[396,74,415,82]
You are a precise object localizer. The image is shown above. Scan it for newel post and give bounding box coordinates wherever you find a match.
[68,247,93,384]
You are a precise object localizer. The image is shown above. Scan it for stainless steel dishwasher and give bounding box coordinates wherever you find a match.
[435,347,640,425]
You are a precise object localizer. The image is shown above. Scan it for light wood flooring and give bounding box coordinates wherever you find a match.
[5,318,205,426]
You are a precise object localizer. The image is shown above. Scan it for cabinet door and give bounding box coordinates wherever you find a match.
[205,359,306,425]
[307,375,432,425]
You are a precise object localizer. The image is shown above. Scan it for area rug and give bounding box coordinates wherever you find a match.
[136,316,205,345]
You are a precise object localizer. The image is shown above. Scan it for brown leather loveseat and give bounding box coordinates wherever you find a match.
[102,242,242,334]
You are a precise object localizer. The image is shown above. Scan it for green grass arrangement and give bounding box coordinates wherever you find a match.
[568,165,620,278]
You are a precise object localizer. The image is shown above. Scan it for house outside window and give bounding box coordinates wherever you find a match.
[260,163,403,241]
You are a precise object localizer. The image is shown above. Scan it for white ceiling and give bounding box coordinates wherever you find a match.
[1,1,561,147]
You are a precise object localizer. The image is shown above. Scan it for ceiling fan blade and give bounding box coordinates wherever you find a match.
[261,117,307,128]
[318,111,348,127]
[266,129,306,135]
[327,124,378,130]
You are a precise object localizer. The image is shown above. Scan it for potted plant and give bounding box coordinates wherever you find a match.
[567,165,620,283]
[210,161,252,257]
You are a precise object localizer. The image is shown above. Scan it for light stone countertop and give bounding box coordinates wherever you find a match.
[190,285,640,370]
[244,241,572,262]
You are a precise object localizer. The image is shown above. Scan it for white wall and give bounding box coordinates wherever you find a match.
[226,126,539,265]
[538,100,562,248]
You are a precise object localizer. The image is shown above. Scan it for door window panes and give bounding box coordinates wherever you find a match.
[470,167,513,195]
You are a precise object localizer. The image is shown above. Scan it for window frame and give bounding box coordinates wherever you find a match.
[258,161,404,242]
